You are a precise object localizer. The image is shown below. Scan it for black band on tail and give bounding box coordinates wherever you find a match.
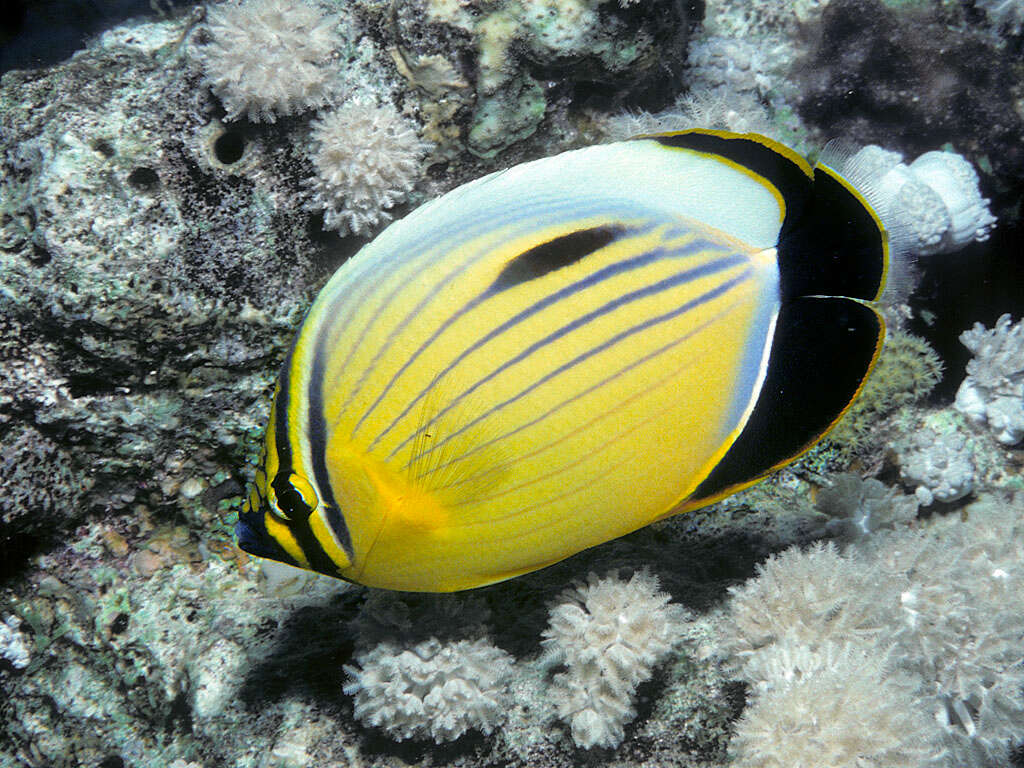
[777,167,887,302]
[691,295,884,502]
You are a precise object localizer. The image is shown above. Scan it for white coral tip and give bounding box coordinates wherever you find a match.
[908,151,997,250]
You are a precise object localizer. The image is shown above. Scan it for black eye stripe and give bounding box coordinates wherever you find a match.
[271,473,312,519]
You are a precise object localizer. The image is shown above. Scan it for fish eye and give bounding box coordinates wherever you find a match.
[269,472,318,521]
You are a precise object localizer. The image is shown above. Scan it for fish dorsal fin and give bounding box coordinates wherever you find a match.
[642,129,815,236]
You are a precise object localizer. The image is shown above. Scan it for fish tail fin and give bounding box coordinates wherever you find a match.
[815,140,916,306]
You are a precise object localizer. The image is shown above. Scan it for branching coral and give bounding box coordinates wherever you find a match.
[196,0,338,122]
[305,99,430,236]
[343,637,514,743]
[541,570,690,749]
[954,314,1024,446]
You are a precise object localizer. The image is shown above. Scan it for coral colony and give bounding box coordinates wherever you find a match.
[541,571,691,749]
[955,315,1024,447]
[1,0,1022,766]
[344,637,514,743]
[305,99,431,234]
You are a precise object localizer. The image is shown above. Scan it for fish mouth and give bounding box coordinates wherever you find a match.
[234,513,263,556]
[235,508,296,565]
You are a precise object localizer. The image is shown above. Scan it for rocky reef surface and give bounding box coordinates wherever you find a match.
[2,1,1023,766]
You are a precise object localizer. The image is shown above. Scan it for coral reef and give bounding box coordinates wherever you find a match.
[955,314,1024,446]
[0,14,327,547]
[814,473,919,536]
[0,614,31,669]
[0,420,84,538]
[541,570,691,749]
[420,0,690,158]
[886,506,1024,764]
[344,637,514,743]
[685,37,775,102]
[599,31,811,152]
[305,99,431,235]
[702,0,831,38]
[725,494,1024,767]
[730,641,942,768]
[896,428,976,505]
[1,0,1023,766]
[725,542,886,656]
[196,0,339,122]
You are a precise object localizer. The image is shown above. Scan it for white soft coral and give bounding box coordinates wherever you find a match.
[731,641,942,768]
[541,570,689,749]
[954,314,1024,445]
[726,541,887,655]
[197,0,337,122]
[305,99,430,235]
[725,494,1024,766]
[343,637,513,743]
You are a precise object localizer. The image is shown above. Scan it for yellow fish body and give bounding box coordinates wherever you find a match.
[237,130,899,592]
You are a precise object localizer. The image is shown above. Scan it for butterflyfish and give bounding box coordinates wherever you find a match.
[236,129,909,592]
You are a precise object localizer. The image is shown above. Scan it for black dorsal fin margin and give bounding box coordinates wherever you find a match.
[649,131,814,238]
